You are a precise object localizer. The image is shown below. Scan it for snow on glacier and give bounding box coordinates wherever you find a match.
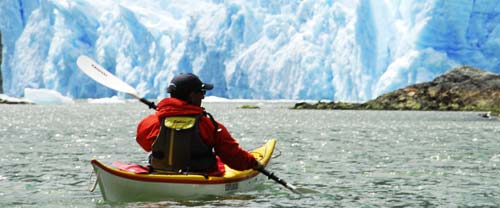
[0,0,498,101]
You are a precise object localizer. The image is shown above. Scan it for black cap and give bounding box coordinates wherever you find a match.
[167,73,214,94]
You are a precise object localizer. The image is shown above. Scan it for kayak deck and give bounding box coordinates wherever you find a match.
[90,139,276,201]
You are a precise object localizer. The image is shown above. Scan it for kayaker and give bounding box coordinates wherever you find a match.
[136,73,261,174]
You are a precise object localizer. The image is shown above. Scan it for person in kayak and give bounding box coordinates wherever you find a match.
[136,73,261,175]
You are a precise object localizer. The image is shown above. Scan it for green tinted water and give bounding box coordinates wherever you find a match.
[1,102,499,207]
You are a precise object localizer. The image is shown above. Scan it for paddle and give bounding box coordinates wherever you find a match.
[254,166,302,194]
[76,55,156,109]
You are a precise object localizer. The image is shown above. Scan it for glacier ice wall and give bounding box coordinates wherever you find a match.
[0,0,498,101]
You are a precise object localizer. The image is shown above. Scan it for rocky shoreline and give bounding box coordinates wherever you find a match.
[0,98,32,104]
[0,94,33,104]
[293,66,500,116]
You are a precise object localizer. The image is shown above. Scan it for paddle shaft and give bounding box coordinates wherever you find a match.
[139,98,156,110]
[257,167,301,194]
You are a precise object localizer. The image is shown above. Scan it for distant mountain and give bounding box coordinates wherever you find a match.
[294,66,500,114]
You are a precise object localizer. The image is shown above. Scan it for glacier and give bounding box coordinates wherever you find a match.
[0,0,498,101]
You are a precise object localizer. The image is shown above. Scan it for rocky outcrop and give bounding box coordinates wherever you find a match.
[293,66,500,115]
[293,101,362,110]
[0,97,33,104]
[363,66,500,112]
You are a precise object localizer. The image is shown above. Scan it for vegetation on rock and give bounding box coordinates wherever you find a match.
[239,104,260,109]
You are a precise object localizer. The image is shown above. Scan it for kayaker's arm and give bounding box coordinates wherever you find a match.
[136,114,161,152]
[214,127,259,170]
[199,119,259,171]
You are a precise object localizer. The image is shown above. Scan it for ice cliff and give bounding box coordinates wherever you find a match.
[0,0,498,101]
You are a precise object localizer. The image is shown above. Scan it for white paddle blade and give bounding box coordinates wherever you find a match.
[76,55,140,98]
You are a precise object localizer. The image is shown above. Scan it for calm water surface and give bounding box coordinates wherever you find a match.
[1,102,499,207]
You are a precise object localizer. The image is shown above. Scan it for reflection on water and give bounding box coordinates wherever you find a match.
[1,102,499,207]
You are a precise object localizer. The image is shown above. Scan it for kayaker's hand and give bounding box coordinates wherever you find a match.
[253,163,264,171]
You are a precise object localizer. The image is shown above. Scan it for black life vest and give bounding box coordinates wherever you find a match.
[149,114,216,173]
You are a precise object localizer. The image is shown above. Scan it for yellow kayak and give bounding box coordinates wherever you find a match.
[90,139,276,202]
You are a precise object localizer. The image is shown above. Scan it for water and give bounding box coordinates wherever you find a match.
[1,102,499,207]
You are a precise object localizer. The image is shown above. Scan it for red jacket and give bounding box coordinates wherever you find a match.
[136,98,258,171]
